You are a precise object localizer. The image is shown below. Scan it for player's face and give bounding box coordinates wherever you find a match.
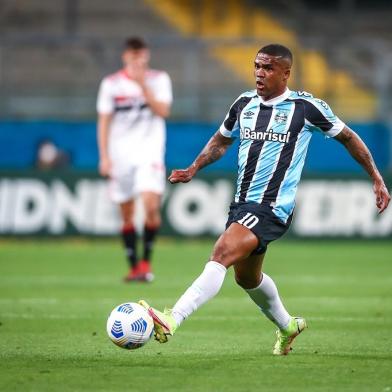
[254,53,291,100]
[122,48,150,69]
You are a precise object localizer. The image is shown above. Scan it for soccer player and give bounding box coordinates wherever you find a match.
[140,44,390,354]
[97,37,172,282]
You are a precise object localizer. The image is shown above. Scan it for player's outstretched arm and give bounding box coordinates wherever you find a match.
[334,126,391,213]
[169,131,233,183]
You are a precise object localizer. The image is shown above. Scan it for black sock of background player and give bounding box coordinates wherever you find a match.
[143,225,159,262]
[121,225,137,268]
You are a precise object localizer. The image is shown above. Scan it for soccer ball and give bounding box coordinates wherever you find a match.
[106,302,154,350]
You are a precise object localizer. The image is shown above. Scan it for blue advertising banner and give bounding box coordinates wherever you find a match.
[1,121,390,172]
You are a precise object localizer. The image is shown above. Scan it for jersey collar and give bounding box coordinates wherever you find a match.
[257,88,291,106]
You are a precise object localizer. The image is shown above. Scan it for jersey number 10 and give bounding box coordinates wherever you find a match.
[237,213,259,229]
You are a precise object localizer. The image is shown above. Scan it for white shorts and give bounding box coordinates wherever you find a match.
[108,162,166,204]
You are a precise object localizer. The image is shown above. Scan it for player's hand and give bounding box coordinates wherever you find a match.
[131,64,146,87]
[99,157,112,178]
[373,178,390,214]
[168,167,196,184]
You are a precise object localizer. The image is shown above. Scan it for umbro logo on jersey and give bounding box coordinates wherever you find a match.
[241,127,291,143]
[243,110,255,119]
[244,111,254,117]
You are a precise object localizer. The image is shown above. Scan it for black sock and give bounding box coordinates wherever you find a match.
[143,225,159,262]
[121,225,137,268]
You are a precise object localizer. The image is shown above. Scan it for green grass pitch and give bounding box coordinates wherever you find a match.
[0,239,391,392]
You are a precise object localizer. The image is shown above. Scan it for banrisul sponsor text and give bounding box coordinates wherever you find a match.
[241,127,291,143]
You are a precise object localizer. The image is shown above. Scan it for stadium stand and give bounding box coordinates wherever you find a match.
[0,0,391,122]
[0,0,244,121]
[145,0,377,120]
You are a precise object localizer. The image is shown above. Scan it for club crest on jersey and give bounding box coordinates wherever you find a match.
[274,111,288,124]
[241,127,290,143]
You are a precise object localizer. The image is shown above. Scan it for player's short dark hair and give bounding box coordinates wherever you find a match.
[124,37,148,51]
[258,44,293,64]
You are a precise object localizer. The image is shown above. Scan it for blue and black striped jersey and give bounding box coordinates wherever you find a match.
[219,88,345,223]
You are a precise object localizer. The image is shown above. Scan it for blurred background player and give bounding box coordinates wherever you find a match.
[97,37,172,282]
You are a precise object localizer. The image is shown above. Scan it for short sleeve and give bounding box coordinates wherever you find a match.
[219,95,250,139]
[151,72,173,104]
[303,97,345,137]
[96,78,114,114]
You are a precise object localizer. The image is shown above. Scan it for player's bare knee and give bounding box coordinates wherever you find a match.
[210,239,236,267]
[145,210,161,228]
[121,216,133,227]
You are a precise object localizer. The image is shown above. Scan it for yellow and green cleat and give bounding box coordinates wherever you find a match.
[138,300,177,343]
[273,317,307,355]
